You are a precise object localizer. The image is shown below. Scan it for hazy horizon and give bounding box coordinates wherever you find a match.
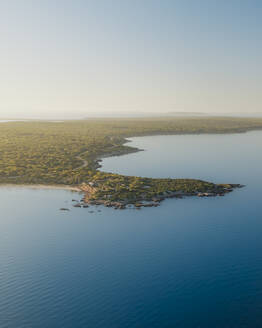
[0,0,261,119]
[3,111,262,120]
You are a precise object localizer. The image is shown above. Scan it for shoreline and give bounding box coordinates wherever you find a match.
[97,129,262,171]
[79,182,244,210]
[0,131,247,208]
[0,184,81,191]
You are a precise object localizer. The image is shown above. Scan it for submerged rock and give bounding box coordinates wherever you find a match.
[73,203,81,208]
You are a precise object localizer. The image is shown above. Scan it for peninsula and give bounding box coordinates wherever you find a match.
[0,117,258,208]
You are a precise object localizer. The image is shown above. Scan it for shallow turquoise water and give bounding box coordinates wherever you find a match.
[1,131,262,328]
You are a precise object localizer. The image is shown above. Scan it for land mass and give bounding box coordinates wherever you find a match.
[78,179,243,209]
[0,116,258,208]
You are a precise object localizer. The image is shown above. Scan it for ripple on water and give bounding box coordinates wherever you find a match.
[1,132,262,327]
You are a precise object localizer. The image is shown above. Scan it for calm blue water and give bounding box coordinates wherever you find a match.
[1,132,262,328]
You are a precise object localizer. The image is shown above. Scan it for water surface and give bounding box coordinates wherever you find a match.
[1,131,262,328]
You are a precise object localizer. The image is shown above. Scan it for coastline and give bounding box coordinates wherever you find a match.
[0,135,243,209]
[0,128,250,208]
[0,184,81,191]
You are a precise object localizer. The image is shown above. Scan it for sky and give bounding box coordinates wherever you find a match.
[0,0,261,118]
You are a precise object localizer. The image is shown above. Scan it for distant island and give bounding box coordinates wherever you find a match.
[0,116,259,209]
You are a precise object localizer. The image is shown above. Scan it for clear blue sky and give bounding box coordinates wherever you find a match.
[0,0,261,118]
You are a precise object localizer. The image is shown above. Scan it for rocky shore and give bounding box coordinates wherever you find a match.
[70,182,244,210]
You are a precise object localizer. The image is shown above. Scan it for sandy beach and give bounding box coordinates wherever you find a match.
[0,184,81,191]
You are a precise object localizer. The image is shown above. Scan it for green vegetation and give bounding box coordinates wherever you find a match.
[0,116,258,207]
[81,172,238,207]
